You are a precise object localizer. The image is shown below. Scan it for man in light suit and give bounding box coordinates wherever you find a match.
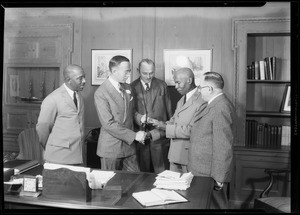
[36,64,86,165]
[94,55,147,172]
[154,67,207,173]
[188,71,236,209]
[131,59,173,173]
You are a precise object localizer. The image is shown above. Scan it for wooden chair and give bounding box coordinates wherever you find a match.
[254,168,291,213]
[16,127,44,164]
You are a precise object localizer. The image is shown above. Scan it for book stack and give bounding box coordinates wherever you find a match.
[245,120,290,148]
[247,56,276,80]
[153,170,194,190]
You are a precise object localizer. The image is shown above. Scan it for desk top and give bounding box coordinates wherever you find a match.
[4,160,214,209]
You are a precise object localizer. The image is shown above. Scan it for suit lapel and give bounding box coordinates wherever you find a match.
[177,90,201,114]
[194,94,225,122]
[60,85,77,111]
[104,80,126,119]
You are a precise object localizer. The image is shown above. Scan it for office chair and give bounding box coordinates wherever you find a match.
[15,127,44,164]
[254,168,290,213]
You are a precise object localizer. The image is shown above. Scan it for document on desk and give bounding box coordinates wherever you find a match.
[14,160,40,174]
[154,170,194,190]
[89,170,116,189]
[132,188,188,207]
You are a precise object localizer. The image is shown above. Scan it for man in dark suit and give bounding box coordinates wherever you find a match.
[188,71,236,209]
[131,59,173,173]
[94,55,147,172]
[36,64,86,165]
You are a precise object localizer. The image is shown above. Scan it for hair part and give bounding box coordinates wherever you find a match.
[203,71,224,89]
[109,55,130,71]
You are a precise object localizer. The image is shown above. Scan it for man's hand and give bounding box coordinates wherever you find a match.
[153,121,167,130]
[135,131,146,143]
[140,114,147,124]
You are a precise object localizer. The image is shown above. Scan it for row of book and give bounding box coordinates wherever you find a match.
[245,120,290,148]
[247,56,276,80]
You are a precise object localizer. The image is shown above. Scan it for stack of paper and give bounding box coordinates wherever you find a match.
[153,170,194,190]
[89,170,116,189]
[132,188,188,207]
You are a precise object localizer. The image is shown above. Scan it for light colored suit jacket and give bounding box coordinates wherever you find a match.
[188,93,236,183]
[131,77,173,141]
[94,79,137,158]
[36,84,85,164]
[166,89,206,165]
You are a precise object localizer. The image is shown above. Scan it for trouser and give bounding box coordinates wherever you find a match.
[100,154,140,172]
[169,162,188,173]
[209,182,229,209]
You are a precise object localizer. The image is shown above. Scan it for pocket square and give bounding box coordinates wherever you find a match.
[130,97,133,101]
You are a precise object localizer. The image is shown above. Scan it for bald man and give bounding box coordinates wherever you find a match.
[36,64,86,165]
[154,67,207,173]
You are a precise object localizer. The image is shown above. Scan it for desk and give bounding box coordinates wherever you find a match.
[4,161,214,209]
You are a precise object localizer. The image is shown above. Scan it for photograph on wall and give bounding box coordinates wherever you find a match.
[164,49,212,86]
[91,49,132,85]
[281,84,291,113]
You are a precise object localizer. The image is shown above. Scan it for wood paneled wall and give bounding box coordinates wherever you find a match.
[4,3,291,134]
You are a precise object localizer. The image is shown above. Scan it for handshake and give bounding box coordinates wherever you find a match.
[135,131,152,144]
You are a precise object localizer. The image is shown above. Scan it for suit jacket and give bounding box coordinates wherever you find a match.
[131,77,173,141]
[94,79,137,158]
[188,93,236,183]
[166,89,207,165]
[36,84,85,164]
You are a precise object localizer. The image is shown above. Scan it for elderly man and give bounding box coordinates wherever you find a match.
[131,59,173,173]
[36,64,86,165]
[154,67,207,173]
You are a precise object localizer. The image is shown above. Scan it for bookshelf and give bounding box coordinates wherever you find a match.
[230,17,291,209]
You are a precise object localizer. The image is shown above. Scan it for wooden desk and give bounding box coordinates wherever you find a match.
[4,161,214,209]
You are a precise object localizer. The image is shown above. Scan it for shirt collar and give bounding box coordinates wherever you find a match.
[208,92,223,105]
[109,76,121,93]
[140,79,151,90]
[64,83,76,99]
[186,87,197,102]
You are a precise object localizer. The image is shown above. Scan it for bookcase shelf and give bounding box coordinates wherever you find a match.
[246,111,290,118]
[231,18,291,209]
[247,80,290,84]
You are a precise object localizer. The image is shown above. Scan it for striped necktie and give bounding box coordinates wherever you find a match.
[145,83,150,91]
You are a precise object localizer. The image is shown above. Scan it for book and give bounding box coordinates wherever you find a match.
[254,61,260,80]
[132,188,188,207]
[14,160,40,175]
[271,56,276,80]
[154,170,194,190]
[259,60,266,80]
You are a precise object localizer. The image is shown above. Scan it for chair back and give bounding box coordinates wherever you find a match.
[16,127,44,164]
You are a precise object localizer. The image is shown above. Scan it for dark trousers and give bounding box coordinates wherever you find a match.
[209,182,229,209]
[136,138,170,173]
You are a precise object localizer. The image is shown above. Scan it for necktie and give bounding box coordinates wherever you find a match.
[183,95,186,105]
[119,83,124,98]
[145,83,150,91]
[73,91,78,109]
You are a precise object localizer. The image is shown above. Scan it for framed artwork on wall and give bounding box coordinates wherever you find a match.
[91,49,132,85]
[281,84,291,113]
[164,49,212,86]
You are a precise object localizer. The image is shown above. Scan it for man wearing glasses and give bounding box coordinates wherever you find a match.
[188,71,236,209]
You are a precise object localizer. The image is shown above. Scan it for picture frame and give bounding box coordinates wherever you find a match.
[164,49,212,86]
[91,49,132,85]
[281,84,291,113]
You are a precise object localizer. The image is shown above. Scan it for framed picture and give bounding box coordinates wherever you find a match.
[281,84,291,113]
[91,49,132,85]
[164,49,212,86]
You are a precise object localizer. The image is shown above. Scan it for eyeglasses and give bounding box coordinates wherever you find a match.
[197,85,210,90]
